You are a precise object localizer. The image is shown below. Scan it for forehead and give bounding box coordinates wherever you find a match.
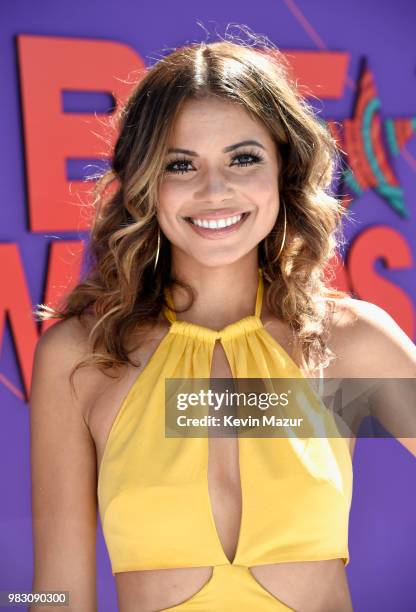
[169,96,274,146]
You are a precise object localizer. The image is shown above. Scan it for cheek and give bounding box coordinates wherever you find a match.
[157,181,183,217]
[248,174,279,209]
[243,166,277,192]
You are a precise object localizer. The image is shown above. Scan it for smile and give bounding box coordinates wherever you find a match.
[185,212,250,228]
[183,212,251,239]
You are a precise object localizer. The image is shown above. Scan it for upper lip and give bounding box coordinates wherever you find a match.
[184,210,249,220]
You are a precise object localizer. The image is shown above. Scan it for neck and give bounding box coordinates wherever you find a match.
[168,252,262,329]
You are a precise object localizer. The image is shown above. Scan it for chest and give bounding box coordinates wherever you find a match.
[89,320,355,488]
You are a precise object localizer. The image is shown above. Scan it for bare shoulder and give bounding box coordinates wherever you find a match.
[34,314,170,424]
[35,313,94,352]
[33,315,106,421]
[325,296,416,377]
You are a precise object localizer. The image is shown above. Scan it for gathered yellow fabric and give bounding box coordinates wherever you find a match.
[97,267,353,611]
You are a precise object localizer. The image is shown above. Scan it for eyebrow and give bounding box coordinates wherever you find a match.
[167,139,266,156]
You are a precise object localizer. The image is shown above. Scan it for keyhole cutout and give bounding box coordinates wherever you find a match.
[207,339,243,564]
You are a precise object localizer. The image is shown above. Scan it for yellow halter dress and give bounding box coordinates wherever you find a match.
[97,267,353,611]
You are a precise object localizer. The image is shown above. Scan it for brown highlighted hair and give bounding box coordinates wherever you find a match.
[34,27,350,384]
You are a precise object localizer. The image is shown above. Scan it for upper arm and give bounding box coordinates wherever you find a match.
[333,299,416,457]
[29,318,98,611]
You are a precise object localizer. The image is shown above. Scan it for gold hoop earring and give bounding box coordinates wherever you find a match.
[153,224,161,273]
[264,199,287,265]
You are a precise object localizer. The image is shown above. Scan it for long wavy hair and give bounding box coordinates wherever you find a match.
[34,29,350,385]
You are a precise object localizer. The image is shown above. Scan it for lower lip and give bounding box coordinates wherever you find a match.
[184,213,251,239]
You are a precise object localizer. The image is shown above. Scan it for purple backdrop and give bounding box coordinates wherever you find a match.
[1,0,415,610]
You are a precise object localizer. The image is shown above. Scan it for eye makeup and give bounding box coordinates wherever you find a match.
[164,148,265,175]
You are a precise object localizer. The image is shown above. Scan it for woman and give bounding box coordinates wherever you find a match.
[30,33,416,611]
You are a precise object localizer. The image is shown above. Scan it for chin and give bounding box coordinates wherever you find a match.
[184,253,254,269]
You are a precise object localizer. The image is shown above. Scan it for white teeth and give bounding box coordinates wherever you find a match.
[190,214,244,229]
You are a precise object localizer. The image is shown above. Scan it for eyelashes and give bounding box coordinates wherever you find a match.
[164,149,265,175]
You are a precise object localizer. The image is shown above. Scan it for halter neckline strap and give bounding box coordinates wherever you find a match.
[162,268,265,342]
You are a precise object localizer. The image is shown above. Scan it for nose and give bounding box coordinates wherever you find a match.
[194,166,234,203]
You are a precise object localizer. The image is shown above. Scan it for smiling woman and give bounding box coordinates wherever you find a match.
[29,25,416,612]
[158,97,281,261]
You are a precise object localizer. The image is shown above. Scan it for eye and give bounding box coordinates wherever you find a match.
[230,149,264,167]
[164,148,265,175]
[164,158,195,175]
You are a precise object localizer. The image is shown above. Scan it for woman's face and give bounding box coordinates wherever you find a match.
[157,96,281,268]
